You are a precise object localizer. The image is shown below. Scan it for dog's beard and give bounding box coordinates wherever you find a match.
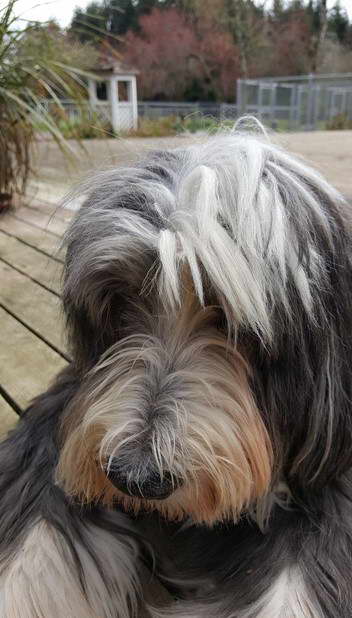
[57,298,273,526]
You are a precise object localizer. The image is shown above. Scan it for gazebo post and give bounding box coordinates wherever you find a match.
[88,78,97,105]
[130,76,138,130]
[109,76,120,135]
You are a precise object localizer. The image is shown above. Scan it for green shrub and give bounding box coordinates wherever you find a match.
[58,114,114,139]
[128,114,231,138]
[325,113,352,130]
[128,116,178,137]
[179,115,219,133]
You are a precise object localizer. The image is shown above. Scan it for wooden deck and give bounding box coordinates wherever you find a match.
[0,201,72,436]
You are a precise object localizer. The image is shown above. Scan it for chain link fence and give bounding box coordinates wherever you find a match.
[137,101,237,121]
[236,73,352,130]
[38,72,352,133]
[139,73,352,131]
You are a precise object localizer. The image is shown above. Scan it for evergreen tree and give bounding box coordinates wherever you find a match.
[328,2,349,42]
[69,0,173,44]
[70,3,107,44]
[272,0,285,21]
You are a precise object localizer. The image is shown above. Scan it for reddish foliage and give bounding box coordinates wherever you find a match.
[123,8,240,101]
[256,10,312,77]
[124,8,198,100]
[270,11,312,76]
[195,17,241,101]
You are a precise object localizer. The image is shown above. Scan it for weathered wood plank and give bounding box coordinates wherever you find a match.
[20,200,74,223]
[0,262,66,355]
[0,214,64,259]
[0,231,62,294]
[13,206,68,237]
[0,307,67,409]
[0,395,18,437]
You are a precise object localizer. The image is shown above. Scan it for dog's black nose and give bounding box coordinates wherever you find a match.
[105,459,178,500]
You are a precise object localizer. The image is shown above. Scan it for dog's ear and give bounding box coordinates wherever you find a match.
[63,222,154,369]
[251,167,352,492]
[62,223,124,367]
[62,162,172,369]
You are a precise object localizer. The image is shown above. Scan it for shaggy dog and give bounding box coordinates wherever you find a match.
[0,122,352,617]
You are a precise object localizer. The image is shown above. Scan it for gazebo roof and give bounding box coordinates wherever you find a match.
[92,59,139,76]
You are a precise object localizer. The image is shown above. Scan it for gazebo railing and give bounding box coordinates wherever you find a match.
[35,99,135,131]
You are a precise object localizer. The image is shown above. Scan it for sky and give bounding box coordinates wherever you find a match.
[7,0,92,28]
[6,0,352,30]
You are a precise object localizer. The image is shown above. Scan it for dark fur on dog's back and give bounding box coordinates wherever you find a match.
[144,478,352,617]
[1,125,352,617]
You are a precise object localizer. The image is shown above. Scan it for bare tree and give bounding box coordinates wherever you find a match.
[224,0,267,78]
[310,0,328,72]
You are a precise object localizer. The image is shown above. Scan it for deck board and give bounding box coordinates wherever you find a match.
[12,206,69,237]
[0,205,70,419]
[20,200,75,223]
[0,395,18,437]
[0,215,64,259]
[0,307,67,410]
[0,262,67,355]
[0,231,62,293]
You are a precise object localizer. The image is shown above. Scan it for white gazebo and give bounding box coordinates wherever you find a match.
[88,60,139,133]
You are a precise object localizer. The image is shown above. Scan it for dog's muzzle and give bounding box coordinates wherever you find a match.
[105,458,179,500]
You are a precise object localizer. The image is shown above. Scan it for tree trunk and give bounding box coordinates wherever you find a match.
[225,0,249,78]
[311,0,328,73]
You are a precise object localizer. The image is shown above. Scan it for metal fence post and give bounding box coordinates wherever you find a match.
[236,79,243,116]
[270,84,277,128]
[306,73,314,130]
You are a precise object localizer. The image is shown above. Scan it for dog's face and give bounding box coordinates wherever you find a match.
[58,277,273,524]
[57,132,352,525]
